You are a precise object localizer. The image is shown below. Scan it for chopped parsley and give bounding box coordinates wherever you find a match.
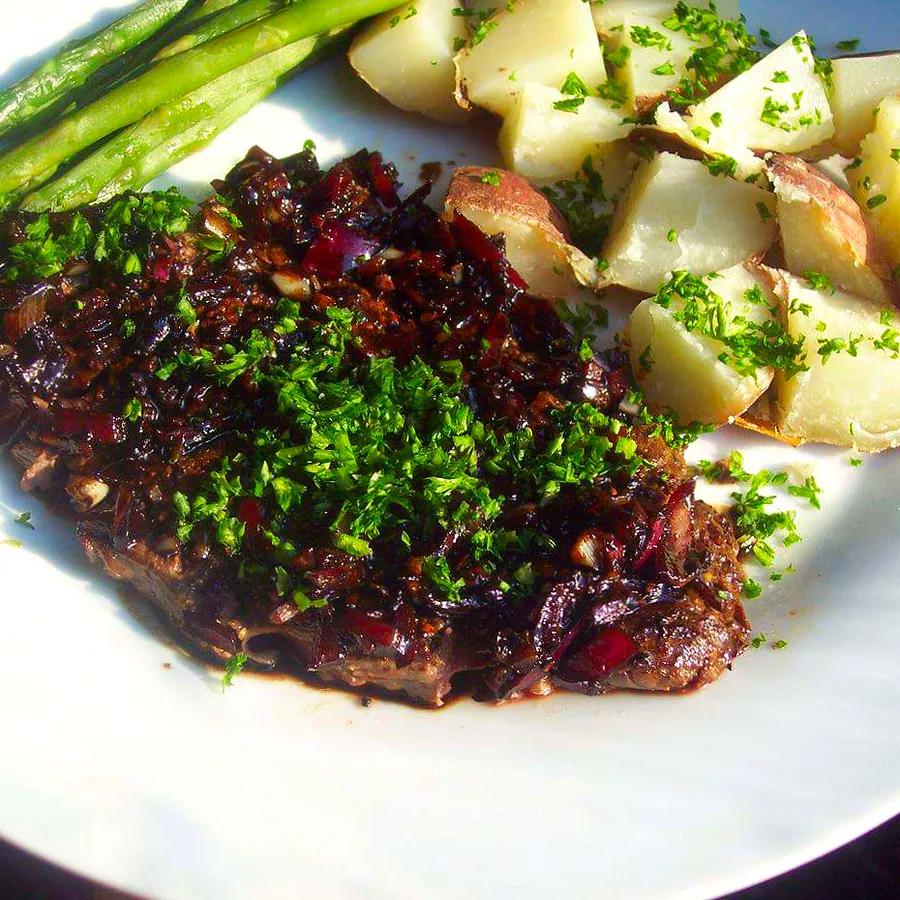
[804,271,834,293]
[606,45,631,69]
[559,71,589,97]
[175,308,645,605]
[654,271,808,378]
[553,97,586,113]
[4,189,192,282]
[479,170,501,187]
[867,194,888,209]
[835,38,860,51]
[122,397,143,423]
[702,154,738,178]
[597,78,627,108]
[787,475,822,509]
[697,452,819,568]
[743,577,762,599]
[630,25,671,51]
[662,3,759,108]
[14,511,34,530]
[542,156,613,257]
[221,652,248,689]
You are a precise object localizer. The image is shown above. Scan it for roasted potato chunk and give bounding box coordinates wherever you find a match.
[769,153,897,304]
[443,165,594,298]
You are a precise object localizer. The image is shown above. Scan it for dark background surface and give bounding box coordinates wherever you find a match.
[1,814,898,899]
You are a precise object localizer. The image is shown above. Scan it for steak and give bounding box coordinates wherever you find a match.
[0,146,748,706]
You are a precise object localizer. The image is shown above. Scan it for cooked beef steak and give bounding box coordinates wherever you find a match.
[0,146,748,706]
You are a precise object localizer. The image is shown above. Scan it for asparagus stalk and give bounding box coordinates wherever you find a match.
[155,0,290,60]
[22,27,349,212]
[0,0,194,140]
[0,0,396,202]
[181,0,244,23]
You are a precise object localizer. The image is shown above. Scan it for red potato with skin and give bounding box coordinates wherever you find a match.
[443,166,597,297]
[768,153,899,305]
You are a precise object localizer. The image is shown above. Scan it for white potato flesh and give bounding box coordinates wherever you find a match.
[498,82,633,182]
[590,0,739,39]
[773,273,900,451]
[686,31,834,154]
[454,0,606,116]
[443,166,587,299]
[850,94,900,270]
[601,151,776,294]
[626,264,776,425]
[606,14,709,116]
[349,0,467,123]
[769,153,897,304]
[830,52,900,157]
[649,102,765,182]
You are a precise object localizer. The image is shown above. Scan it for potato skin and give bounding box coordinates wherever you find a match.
[443,165,597,298]
[768,153,898,305]
[445,166,570,236]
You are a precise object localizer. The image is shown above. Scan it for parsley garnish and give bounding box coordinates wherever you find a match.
[122,398,143,423]
[597,79,627,108]
[804,271,834,293]
[553,97,585,113]
[662,3,759,108]
[654,271,808,378]
[835,38,860,51]
[867,194,888,209]
[479,170,501,187]
[606,45,631,69]
[14,511,34,530]
[630,25,671,51]
[787,475,822,509]
[743,577,762,599]
[542,156,613,257]
[222,652,248,689]
[176,308,645,605]
[5,189,191,282]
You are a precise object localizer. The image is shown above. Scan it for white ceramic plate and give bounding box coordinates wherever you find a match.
[2,3,899,898]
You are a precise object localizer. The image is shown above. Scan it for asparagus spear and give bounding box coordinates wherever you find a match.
[0,0,194,140]
[181,0,244,22]
[22,27,349,211]
[0,0,396,203]
[155,0,290,59]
